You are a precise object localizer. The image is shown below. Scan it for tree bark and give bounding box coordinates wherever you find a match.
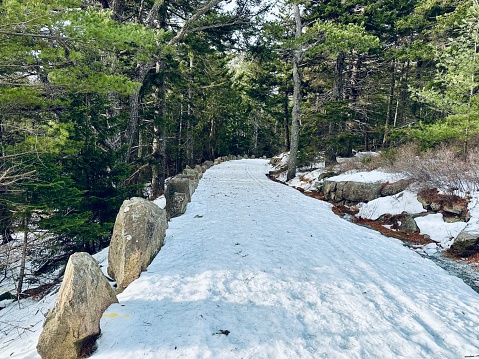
[253,111,259,156]
[186,53,194,166]
[209,116,215,160]
[168,0,224,46]
[382,59,396,146]
[16,215,28,299]
[287,2,302,181]
[333,51,345,100]
[150,61,167,198]
[124,62,153,163]
[283,89,291,150]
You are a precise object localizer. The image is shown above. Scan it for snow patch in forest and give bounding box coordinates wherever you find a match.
[153,195,166,209]
[327,169,406,183]
[415,214,467,249]
[357,190,425,220]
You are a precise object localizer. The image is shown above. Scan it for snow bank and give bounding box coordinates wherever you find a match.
[415,214,467,249]
[358,190,425,220]
[328,169,406,183]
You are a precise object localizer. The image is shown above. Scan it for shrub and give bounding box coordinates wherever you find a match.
[387,145,479,194]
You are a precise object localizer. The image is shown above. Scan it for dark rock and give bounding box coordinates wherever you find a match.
[399,213,419,233]
[168,192,188,218]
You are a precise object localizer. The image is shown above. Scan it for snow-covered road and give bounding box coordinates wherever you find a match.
[93,159,479,359]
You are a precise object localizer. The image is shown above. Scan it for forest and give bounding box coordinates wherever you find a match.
[1,0,478,297]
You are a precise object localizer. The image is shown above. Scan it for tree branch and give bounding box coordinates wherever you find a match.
[190,20,250,33]
[145,0,165,28]
[0,30,67,40]
[168,0,224,46]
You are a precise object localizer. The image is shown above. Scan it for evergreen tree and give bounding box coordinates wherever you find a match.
[413,0,479,153]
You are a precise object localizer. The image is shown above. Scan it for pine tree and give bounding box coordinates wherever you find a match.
[413,0,479,153]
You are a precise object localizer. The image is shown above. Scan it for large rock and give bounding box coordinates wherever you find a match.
[323,180,383,204]
[108,197,167,289]
[322,178,412,205]
[175,174,199,193]
[455,220,479,242]
[194,165,205,175]
[380,179,412,197]
[165,177,194,218]
[182,168,201,180]
[37,253,117,359]
[203,161,214,169]
[168,192,189,218]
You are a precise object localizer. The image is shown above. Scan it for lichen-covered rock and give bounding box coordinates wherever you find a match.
[107,197,167,289]
[380,179,412,197]
[166,178,192,201]
[169,176,196,198]
[37,253,117,359]
[165,177,197,219]
[399,213,419,233]
[323,180,383,204]
[194,165,205,174]
[456,223,479,242]
[183,168,201,180]
[168,192,189,218]
[203,161,214,169]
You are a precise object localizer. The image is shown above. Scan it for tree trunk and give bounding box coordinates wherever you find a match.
[464,38,476,161]
[177,102,183,171]
[253,111,259,156]
[396,61,410,127]
[287,2,302,181]
[16,215,28,299]
[333,51,345,100]
[382,59,396,146]
[348,51,361,103]
[209,116,215,160]
[150,61,167,198]
[124,62,152,163]
[186,53,194,167]
[283,89,291,150]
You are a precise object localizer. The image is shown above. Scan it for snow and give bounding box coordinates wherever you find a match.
[415,214,467,249]
[153,195,166,209]
[358,190,425,220]
[327,169,406,183]
[288,168,325,191]
[460,195,479,237]
[93,246,112,279]
[3,159,479,358]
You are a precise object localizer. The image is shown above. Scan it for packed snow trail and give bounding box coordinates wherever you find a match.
[93,160,479,359]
